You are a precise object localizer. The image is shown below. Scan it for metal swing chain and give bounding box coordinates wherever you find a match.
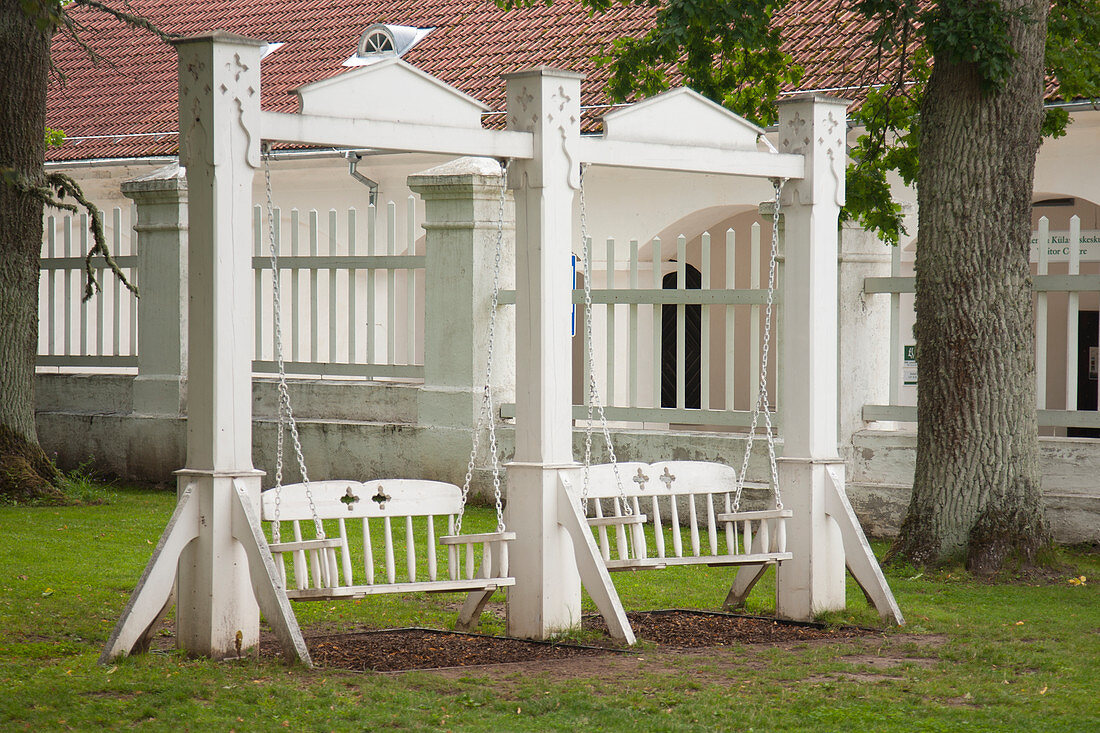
[457,159,510,535]
[263,146,323,542]
[578,164,632,517]
[734,178,787,512]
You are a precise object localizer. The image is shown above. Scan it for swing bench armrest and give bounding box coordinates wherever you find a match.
[439,532,516,545]
[715,509,792,523]
[586,514,647,527]
[269,537,345,553]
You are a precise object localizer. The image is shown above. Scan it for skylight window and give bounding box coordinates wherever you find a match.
[344,24,433,67]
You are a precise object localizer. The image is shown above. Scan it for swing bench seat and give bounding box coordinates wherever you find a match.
[569,461,792,572]
[260,480,515,617]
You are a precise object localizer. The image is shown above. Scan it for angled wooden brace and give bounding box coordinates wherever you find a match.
[557,475,636,645]
[229,480,313,665]
[100,485,200,664]
[823,465,905,626]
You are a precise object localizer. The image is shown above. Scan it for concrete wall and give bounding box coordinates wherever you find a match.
[849,429,1100,544]
[36,373,1100,543]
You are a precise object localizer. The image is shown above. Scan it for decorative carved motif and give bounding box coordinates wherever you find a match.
[551,85,580,190]
[371,485,392,511]
[658,467,676,490]
[780,111,810,156]
[632,468,650,491]
[340,486,361,511]
[219,52,260,169]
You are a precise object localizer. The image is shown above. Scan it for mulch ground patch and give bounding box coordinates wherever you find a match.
[263,610,872,672]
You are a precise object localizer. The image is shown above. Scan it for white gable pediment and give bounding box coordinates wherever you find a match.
[602,87,764,150]
[293,58,488,128]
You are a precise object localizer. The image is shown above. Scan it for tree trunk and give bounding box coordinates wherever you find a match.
[897,0,1052,571]
[0,1,61,501]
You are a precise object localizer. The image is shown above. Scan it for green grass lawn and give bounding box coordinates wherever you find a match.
[1,486,1097,731]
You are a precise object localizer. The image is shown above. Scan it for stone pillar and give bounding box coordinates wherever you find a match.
[837,221,893,449]
[408,157,515,484]
[123,164,188,416]
[775,94,850,620]
[170,32,265,659]
[503,67,584,638]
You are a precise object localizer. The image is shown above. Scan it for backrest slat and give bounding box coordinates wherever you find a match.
[687,493,700,556]
[362,518,375,585]
[651,495,666,559]
[383,516,395,583]
[405,515,416,582]
[706,496,718,555]
[338,518,352,586]
[426,515,437,582]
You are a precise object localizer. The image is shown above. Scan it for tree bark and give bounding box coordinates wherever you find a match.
[0,0,61,501]
[897,0,1052,571]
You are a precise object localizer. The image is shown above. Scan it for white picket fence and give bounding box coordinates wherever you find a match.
[501,222,778,429]
[38,208,139,369]
[37,199,425,380]
[864,214,1100,431]
[251,198,425,379]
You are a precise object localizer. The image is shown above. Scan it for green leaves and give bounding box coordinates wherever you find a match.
[595,0,801,126]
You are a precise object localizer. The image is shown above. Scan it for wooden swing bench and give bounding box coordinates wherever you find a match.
[565,460,792,571]
[259,479,515,628]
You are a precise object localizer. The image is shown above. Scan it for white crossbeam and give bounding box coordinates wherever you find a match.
[577,138,804,179]
[260,111,534,159]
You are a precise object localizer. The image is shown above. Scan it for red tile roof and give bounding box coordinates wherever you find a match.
[45,0,911,162]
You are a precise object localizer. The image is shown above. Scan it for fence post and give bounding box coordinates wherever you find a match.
[122,164,188,416]
[407,158,516,478]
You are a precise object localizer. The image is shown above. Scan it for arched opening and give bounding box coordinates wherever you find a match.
[661,264,702,409]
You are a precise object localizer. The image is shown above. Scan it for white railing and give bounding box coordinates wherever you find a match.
[864,215,1100,432]
[252,198,424,380]
[502,223,777,429]
[37,208,138,370]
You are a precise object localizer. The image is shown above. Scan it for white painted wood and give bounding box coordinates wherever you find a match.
[261,110,533,160]
[823,465,905,625]
[367,203,377,363]
[606,238,616,405]
[750,222,761,409]
[725,229,736,410]
[652,238,662,408]
[577,137,804,179]
[387,201,397,364]
[100,485,200,663]
[557,475,636,645]
[1067,215,1081,413]
[629,240,640,407]
[503,68,587,640]
[328,209,338,364]
[405,196,417,365]
[676,237,687,408]
[309,210,319,363]
[383,516,396,583]
[701,232,711,410]
[229,481,312,666]
[406,515,416,582]
[426,515,437,581]
[289,578,515,600]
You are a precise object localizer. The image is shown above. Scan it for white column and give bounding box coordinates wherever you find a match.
[775,94,850,619]
[123,164,188,416]
[504,68,584,638]
[837,220,893,446]
[170,32,265,659]
[408,158,515,487]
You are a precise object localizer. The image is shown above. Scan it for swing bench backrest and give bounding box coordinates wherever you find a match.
[573,461,792,571]
[260,479,515,600]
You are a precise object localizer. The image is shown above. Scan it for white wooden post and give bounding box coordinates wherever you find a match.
[504,68,585,638]
[774,94,849,619]
[170,32,267,658]
[123,164,188,416]
[408,158,515,484]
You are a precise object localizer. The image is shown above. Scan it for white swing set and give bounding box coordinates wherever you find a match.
[101,33,902,668]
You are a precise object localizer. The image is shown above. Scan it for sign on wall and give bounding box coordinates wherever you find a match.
[903,345,917,386]
[1030,231,1100,262]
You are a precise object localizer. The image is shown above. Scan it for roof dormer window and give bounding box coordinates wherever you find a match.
[345,24,432,66]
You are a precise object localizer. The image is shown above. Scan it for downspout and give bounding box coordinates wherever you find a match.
[346,152,379,206]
